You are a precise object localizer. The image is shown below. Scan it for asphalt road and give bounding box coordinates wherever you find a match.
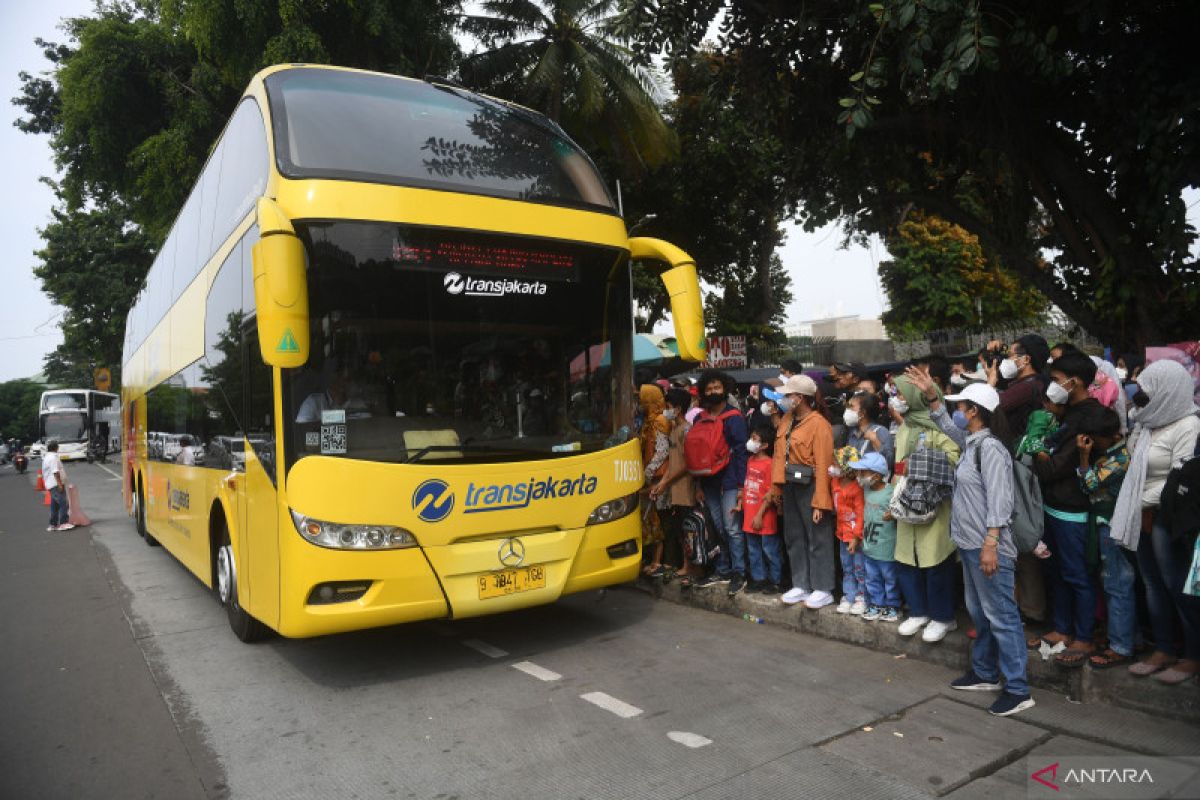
[2,460,1198,800]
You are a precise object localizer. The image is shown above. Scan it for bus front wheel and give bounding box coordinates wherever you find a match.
[216,525,269,643]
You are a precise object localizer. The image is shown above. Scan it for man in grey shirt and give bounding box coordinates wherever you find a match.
[904,369,1033,718]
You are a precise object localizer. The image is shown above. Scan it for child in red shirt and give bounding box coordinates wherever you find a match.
[832,445,867,615]
[735,424,782,593]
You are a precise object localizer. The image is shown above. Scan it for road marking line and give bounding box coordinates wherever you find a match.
[667,731,713,748]
[94,462,121,480]
[461,639,508,658]
[580,692,643,718]
[511,661,561,682]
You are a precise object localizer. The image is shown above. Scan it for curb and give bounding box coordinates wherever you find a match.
[633,577,1200,724]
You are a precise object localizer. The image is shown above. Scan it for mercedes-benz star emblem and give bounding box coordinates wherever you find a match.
[498,538,526,568]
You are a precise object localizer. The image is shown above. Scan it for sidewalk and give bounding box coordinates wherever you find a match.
[635,575,1200,724]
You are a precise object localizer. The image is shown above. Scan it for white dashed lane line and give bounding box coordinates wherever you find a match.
[511,661,561,682]
[667,731,713,748]
[461,639,508,659]
[580,692,643,719]
[93,462,122,480]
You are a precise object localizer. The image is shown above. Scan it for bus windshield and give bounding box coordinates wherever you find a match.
[42,392,86,412]
[43,412,87,443]
[264,68,614,212]
[282,221,634,469]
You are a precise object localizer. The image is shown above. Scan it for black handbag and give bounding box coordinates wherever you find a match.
[783,417,814,485]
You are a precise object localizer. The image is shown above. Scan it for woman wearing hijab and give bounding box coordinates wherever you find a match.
[889,371,964,643]
[1111,361,1200,683]
[639,384,671,577]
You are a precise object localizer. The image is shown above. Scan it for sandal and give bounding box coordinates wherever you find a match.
[645,564,665,578]
[679,575,694,589]
[1055,643,1094,668]
[1087,649,1132,670]
[1030,631,1070,649]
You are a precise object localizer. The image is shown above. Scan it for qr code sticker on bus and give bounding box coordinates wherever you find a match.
[320,424,347,454]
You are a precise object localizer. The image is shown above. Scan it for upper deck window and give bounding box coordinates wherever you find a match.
[264,69,614,213]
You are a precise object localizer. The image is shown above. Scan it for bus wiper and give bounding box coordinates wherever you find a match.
[404,444,533,464]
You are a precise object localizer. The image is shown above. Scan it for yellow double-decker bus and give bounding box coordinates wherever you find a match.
[121,65,705,641]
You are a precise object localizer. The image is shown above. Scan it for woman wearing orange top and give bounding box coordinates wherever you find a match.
[772,374,837,609]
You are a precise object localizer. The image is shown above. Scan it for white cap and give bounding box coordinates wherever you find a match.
[781,374,818,397]
[943,382,1001,412]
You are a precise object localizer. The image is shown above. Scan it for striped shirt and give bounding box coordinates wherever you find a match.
[931,406,1017,559]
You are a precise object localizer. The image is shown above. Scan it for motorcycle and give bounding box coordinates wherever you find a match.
[13,449,28,474]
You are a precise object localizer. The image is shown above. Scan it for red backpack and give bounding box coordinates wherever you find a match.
[684,409,740,476]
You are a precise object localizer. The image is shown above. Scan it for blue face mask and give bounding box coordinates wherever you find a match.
[952,409,970,430]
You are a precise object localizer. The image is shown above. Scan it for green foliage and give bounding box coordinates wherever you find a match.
[879,212,1045,337]
[622,0,1200,350]
[459,0,676,174]
[0,379,47,443]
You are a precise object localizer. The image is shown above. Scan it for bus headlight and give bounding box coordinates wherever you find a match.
[586,492,640,526]
[290,510,419,550]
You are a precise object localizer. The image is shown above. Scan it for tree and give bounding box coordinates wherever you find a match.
[622,0,1200,351]
[0,379,47,444]
[459,0,675,174]
[879,211,1045,337]
[34,199,156,388]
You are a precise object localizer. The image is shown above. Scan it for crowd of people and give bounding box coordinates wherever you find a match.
[636,337,1200,718]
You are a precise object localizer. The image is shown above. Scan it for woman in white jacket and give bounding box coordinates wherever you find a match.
[1111,360,1200,684]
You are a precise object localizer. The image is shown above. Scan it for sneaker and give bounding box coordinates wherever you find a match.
[922,619,958,643]
[708,573,732,586]
[849,598,868,616]
[745,579,765,593]
[836,598,853,614]
[861,605,882,621]
[727,575,746,596]
[898,615,930,636]
[781,587,810,605]
[950,671,1003,692]
[692,573,717,588]
[804,590,834,609]
[879,608,901,623]
[988,693,1035,717]
[55,523,76,531]
[759,583,780,595]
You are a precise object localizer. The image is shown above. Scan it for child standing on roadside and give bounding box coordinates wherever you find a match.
[852,452,900,622]
[734,425,782,594]
[1073,405,1135,669]
[832,445,867,614]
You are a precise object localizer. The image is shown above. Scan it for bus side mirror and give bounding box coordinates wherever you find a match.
[627,237,707,362]
[252,198,310,368]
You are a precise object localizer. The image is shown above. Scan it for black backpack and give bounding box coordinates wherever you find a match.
[1161,456,1200,543]
[680,507,722,567]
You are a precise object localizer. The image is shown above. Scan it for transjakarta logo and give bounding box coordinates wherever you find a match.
[443,271,547,298]
[464,473,598,514]
[413,479,454,523]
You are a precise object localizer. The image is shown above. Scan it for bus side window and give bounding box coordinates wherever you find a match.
[241,230,275,484]
[203,235,245,471]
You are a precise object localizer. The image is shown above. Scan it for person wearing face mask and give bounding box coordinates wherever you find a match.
[986,335,1050,437]
[909,372,1032,716]
[650,389,699,584]
[771,374,836,608]
[1030,351,1104,661]
[690,371,751,594]
[846,391,895,470]
[638,384,671,577]
[1110,360,1200,684]
[890,369,963,643]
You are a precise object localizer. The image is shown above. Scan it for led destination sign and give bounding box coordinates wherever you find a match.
[390,226,582,281]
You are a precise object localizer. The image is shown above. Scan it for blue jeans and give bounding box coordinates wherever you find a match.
[961,548,1029,696]
[1045,514,1096,642]
[703,485,745,577]
[895,557,957,623]
[746,533,783,584]
[49,485,69,527]
[839,541,866,601]
[1138,521,1200,660]
[1098,524,1137,657]
[864,556,900,608]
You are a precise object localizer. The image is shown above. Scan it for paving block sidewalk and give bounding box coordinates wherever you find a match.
[634,576,1200,724]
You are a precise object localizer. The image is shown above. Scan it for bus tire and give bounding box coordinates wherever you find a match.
[135,479,159,547]
[215,522,269,643]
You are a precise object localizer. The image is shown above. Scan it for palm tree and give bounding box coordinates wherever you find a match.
[459,0,675,171]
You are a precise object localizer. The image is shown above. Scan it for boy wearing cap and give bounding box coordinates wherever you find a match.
[852,451,900,622]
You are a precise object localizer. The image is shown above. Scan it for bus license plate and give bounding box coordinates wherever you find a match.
[478,566,546,599]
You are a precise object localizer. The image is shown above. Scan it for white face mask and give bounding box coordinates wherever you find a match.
[746,440,762,454]
[1046,380,1070,405]
[889,395,909,415]
[778,373,788,384]
[776,396,794,414]
[843,409,860,427]
[950,373,967,387]
[760,401,775,417]
[1115,367,1128,381]
[999,358,1019,380]
[663,408,677,421]
[857,475,876,488]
